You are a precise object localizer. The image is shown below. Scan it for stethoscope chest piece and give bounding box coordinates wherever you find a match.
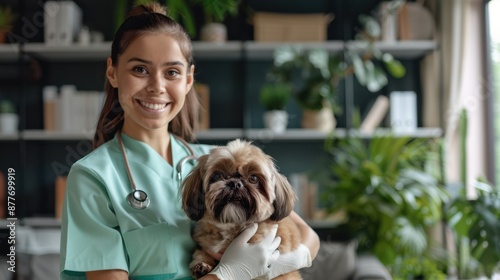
[127,190,150,210]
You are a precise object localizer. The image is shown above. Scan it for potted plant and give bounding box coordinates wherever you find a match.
[0,5,16,44]
[259,82,290,133]
[315,134,448,278]
[195,0,239,42]
[267,15,406,132]
[0,100,19,134]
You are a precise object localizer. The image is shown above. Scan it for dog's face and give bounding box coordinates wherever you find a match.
[182,139,296,224]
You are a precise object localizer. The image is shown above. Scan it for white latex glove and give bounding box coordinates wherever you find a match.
[268,244,312,279]
[209,223,281,280]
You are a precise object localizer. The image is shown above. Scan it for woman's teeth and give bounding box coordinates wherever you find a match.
[139,100,167,110]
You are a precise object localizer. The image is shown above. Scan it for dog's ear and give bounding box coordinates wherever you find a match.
[270,173,297,221]
[181,155,208,221]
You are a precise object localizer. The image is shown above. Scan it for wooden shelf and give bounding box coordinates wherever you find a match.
[347,40,438,59]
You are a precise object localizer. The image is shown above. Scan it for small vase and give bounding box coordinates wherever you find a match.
[200,23,227,43]
[264,110,288,134]
[0,113,19,134]
[301,107,336,132]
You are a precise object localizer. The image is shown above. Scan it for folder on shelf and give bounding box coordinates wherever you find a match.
[58,1,82,45]
[390,91,417,133]
[55,176,67,220]
[44,1,60,45]
[44,1,82,45]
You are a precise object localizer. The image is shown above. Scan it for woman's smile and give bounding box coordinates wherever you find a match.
[136,99,169,112]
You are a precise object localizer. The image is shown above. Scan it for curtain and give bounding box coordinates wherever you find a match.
[441,0,490,198]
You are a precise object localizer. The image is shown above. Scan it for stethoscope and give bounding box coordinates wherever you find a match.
[116,132,198,210]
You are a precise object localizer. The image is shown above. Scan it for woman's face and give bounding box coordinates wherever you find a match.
[106,33,194,135]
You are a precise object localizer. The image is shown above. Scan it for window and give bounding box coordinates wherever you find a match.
[488,0,500,189]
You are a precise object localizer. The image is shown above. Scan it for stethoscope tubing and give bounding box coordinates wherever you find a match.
[117,132,197,210]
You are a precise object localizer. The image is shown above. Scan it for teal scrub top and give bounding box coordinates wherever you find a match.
[59,133,212,280]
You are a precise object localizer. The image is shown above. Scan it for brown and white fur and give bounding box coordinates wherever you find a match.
[181,139,302,280]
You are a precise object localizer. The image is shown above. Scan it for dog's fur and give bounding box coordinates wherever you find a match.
[181,139,302,279]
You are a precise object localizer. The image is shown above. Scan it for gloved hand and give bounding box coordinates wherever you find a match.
[268,244,312,279]
[209,223,281,280]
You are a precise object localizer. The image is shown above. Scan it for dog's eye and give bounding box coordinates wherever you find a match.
[211,172,223,182]
[248,175,258,184]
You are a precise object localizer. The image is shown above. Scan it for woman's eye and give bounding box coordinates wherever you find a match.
[133,66,148,75]
[248,175,258,184]
[166,70,180,77]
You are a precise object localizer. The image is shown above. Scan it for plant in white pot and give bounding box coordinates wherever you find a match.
[0,100,18,134]
[259,82,290,134]
[196,0,239,42]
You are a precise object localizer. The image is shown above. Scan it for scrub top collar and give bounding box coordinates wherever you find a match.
[113,132,192,182]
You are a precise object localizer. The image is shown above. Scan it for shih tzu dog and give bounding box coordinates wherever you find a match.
[181,139,302,280]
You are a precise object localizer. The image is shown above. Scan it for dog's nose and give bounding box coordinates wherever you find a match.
[228,180,243,190]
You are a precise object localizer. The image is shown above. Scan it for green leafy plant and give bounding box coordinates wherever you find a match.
[0,100,15,114]
[128,0,239,37]
[316,134,448,275]
[193,0,239,24]
[267,15,406,112]
[443,109,500,278]
[259,82,290,111]
[0,5,16,30]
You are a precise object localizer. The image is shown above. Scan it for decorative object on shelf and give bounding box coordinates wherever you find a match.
[398,0,435,40]
[259,82,290,134]
[267,13,406,132]
[253,12,333,42]
[377,0,406,42]
[197,0,239,42]
[0,100,18,134]
[0,5,16,44]
[316,134,448,278]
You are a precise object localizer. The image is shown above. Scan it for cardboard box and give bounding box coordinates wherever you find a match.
[254,12,333,42]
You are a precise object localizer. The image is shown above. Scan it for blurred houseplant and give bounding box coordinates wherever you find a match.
[266,15,406,132]
[123,0,238,40]
[259,82,290,133]
[316,134,448,278]
[0,5,16,44]
[0,100,18,134]
[443,109,500,279]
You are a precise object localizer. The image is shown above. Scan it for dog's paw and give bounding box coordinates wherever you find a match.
[193,262,214,279]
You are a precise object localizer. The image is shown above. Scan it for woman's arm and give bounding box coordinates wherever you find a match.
[290,211,320,259]
[86,270,128,280]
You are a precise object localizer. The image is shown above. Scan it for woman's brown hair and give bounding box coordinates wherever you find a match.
[93,3,199,149]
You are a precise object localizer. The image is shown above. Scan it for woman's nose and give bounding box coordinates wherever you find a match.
[146,73,166,94]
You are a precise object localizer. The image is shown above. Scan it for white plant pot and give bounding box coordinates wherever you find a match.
[264,110,288,134]
[0,113,19,134]
[201,22,227,42]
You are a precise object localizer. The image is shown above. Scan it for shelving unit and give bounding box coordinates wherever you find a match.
[0,0,442,217]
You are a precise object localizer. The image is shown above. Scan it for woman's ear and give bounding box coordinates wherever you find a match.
[106,57,118,88]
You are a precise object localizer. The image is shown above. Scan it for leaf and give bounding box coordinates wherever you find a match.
[352,53,367,86]
[382,53,406,78]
